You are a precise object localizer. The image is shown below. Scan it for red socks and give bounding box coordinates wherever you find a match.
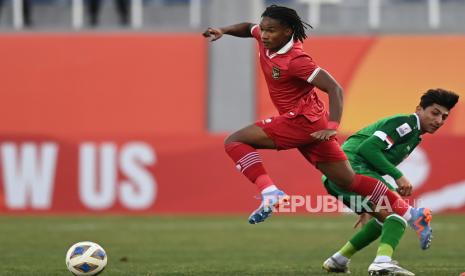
[255,175,274,191]
[225,142,411,218]
[350,174,410,216]
[225,142,273,192]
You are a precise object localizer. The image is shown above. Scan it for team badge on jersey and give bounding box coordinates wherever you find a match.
[272,66,280,79]
[396,123,412,137]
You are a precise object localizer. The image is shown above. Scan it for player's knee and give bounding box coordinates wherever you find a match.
[224,134,238,146]
[331,176,353,189]
[341,171,357,189]
[318,161,355,189]
[225,129,249,145]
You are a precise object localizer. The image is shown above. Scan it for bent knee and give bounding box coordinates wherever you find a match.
[330,176,354,190]
[224,134,239,146]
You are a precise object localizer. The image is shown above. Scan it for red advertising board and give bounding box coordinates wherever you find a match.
[0,135,464,214]
[0,34,207,136]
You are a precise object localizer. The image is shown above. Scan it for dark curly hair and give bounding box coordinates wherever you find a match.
[261,5,313,43]
[420,88,459,110]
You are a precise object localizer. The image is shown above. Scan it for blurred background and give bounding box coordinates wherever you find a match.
[0,0,464,215]
[1,1,465,275]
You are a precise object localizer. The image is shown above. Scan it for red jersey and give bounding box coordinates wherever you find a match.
[251,24,326,122]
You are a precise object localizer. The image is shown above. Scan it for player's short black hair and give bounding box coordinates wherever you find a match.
[420,88,459,110]
[261,5,312,43]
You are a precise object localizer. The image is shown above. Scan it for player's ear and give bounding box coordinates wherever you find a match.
[285,28,293,37]
[415,105,423,113]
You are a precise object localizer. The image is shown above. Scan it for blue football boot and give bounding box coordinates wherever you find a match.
[248,189,289,224]
[408,207,433,250]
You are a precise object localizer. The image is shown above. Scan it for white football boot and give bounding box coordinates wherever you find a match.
[322,257,351,273]
[368,261,414,276]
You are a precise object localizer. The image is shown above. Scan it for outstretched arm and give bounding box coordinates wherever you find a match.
[202,23,254,41]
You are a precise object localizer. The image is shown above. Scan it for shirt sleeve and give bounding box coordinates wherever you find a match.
[372,116,415,150]
[357,136,404,180]
[250,24,260,41]
[288,55,321,83]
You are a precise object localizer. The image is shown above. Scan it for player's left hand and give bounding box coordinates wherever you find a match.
[310,129,337,141]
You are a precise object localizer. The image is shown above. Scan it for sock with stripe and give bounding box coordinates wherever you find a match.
[225,142,274,192]
[349,174,412,221]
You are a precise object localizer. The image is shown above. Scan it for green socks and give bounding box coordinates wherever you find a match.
[332,217,382,265]
[334,214,406,264]
[347,218,383,254]
[375,214,406,262]
[338,242,357,258]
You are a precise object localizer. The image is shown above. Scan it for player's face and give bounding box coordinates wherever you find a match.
[416,103,449,134]
[259,17,293,52]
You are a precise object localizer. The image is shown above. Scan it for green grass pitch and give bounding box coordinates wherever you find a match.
[0,215,462,275]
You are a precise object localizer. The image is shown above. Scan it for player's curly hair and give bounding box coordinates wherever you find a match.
[420,88,459,110]
[261,5,313,43]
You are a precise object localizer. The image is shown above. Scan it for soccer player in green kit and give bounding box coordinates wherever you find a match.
[321,89,459,275]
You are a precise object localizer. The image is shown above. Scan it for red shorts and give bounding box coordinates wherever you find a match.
[255,112,347,165]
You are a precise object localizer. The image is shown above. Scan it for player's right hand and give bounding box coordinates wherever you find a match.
[395,176,413,196]
[310,129,337,141]
[202,27,223,41]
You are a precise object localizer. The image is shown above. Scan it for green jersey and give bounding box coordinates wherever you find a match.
[322,113,423,213]
[343,113,422,180]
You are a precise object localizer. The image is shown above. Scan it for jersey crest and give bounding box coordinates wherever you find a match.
[396,123,412,137]
[272,66,280,79]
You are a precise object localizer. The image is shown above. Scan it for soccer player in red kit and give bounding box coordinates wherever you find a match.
[202,5,431,230]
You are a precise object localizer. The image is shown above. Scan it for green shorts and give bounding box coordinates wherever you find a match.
[322,170,396,214]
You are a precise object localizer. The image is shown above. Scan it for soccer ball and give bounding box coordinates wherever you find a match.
[65,241,107,275]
